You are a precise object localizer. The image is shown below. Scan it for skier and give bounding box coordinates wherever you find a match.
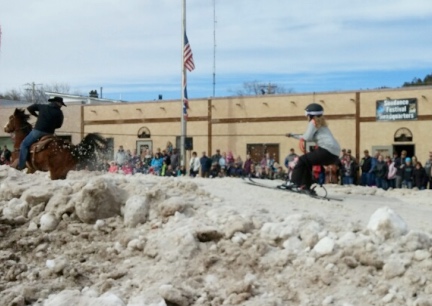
[286,103,341,195]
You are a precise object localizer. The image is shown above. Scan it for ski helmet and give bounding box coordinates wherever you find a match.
[305,103,324,117]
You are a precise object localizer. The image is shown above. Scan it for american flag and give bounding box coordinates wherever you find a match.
[183,32,194,120]
[183,32,195,72]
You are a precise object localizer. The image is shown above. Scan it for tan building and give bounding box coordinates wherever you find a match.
[1,86,431,165]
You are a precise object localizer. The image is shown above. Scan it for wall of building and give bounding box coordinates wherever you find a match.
[2,86,431,166]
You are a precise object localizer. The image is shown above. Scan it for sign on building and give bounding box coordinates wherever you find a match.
[376,98,417,121]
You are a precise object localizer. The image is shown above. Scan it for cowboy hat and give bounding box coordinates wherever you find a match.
[48,96,67,107]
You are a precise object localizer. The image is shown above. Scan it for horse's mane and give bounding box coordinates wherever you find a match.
[15,108,31,123]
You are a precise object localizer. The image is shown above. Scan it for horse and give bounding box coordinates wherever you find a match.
[4,108,109,180]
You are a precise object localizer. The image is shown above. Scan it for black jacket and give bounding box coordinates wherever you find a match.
[402,165,414,181]
[413,167,427,188]
[374,161,388,179]
[27,103,64,134]
[360,156,372,173]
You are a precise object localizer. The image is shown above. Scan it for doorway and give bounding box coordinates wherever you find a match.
[393,144,415,158]
[246,143,280,164]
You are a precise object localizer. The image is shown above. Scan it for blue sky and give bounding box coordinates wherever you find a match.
[0,0,431,101]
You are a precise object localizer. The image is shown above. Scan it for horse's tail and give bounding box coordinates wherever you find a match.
[72,133,109,169]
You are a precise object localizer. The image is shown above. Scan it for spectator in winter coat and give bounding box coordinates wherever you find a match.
[150,152,164,175]
[189,151,200,177]
[424,152,432,189]
[347,149,359,185]
[250,163,260,178]
[108,161,118,173]
[122,162,133,175]
[226,151,235,167]
[219,152,227,170]
[162,150,171,166]
[374,155,388,190]
[200,152,212,177]
[232,155,243,177]
[411,155,418,167]
[386,155,397,189]
[165,165,176,177]
[312,165,325,185]
[412,162,428,190]
[166,141,173,155]
[401,157,414,189]
[1,145,11,163]
[342,155,356,185]
[284,148,298,178]
[260,152,275,179]
[243,154,253,176]
[115,145,129,166]
[0,155,10,165]
[395,150,407,188]
[209,164,219,178]
[368,152,380,187]
[360,150,372,186]
[170,149,180,172]
[211,149,222,171]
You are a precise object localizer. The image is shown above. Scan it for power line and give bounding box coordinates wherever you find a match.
[24,82,42,103]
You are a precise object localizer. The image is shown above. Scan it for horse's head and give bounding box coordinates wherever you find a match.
[4,108,31,134]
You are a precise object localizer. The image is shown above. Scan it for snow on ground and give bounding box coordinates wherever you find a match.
[1,165,432,306]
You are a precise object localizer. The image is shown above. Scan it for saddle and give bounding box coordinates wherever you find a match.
[30,135,56,154]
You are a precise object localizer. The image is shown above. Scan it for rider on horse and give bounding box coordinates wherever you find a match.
[16,96,66,170]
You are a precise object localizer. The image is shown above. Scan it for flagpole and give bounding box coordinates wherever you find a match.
[181,0,187,169]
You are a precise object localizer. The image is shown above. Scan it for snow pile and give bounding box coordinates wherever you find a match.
[0,165,432,305]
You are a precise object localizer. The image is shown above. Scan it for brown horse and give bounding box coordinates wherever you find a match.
[4,108,108,180]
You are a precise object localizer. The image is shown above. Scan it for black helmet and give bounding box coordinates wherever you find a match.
[305,103,324,116]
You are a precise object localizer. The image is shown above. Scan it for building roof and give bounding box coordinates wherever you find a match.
[0,99,32,108]
[45,92,127,105]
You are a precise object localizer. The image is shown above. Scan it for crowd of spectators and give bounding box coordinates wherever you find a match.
[97,143,293,180]
[339,148,432,190]
[95,142,432,191]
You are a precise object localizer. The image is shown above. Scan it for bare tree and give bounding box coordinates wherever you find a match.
[1,89,22,101]
[43,82,71,94]
[233,81,293,96]
[1,82,82,103]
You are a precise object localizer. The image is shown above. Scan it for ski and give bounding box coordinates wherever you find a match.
[243,177,343,201]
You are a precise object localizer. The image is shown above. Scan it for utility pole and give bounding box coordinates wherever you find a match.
[212,0,217,97]
[24,82,42,103]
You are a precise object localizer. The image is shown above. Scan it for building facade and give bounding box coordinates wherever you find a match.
[1,86,431,165]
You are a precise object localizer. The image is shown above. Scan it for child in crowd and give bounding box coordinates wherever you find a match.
[165,165,176,177]
[108,161,118,173]
[209,164,219,178]
[122,162,133,175]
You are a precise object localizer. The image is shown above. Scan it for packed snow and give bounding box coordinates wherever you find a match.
[1,165,432,306]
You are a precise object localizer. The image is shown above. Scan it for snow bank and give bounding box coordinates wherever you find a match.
[0,166,432,305]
